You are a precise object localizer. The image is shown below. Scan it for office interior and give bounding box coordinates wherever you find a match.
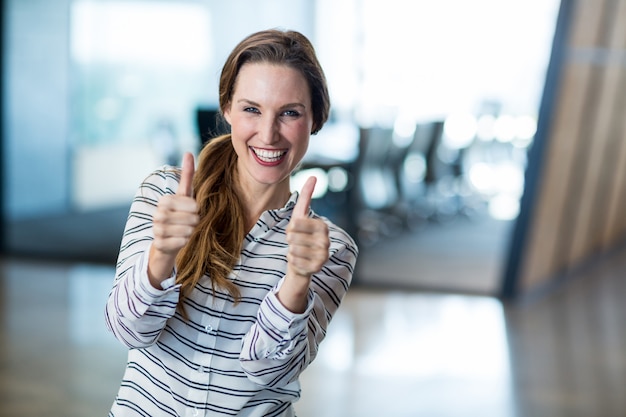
[3,0,626,416]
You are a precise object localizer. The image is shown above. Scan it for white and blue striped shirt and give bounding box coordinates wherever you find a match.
[105,168,358,416]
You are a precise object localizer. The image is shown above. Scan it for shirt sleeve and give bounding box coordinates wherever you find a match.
[239,234,358,387]
[104,169,182,349]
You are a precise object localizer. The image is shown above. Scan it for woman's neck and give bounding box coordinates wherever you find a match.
[236,177,292,233]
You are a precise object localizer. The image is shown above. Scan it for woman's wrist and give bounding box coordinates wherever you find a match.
[276,272,310,314]
[147,245,176,289]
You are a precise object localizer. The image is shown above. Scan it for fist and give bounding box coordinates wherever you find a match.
[286,176,330,278]
[152,152,199,255]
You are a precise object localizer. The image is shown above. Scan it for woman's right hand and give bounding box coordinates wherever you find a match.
[148,152,199,286]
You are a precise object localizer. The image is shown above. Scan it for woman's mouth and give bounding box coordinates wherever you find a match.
[250,147,287,165]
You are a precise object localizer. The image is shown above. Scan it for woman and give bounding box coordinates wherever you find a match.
[106,29,358,416]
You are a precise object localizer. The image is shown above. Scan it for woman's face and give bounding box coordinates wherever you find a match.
[223,62,313,191]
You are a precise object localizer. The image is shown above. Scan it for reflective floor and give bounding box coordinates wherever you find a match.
[1,244,626,417]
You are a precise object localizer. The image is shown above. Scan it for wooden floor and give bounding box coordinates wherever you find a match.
[1,242,626,417]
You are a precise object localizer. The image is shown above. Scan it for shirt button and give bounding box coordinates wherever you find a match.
[205,324,213,333]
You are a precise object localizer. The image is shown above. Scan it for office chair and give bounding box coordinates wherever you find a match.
[195,107,230,147]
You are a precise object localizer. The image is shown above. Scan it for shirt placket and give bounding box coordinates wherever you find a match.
[189,296,225,417]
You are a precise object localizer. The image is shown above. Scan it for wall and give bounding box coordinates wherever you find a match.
[504,0,626,298]
[4,0,71,219]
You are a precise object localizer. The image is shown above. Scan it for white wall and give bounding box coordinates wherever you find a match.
[4,0,72,219]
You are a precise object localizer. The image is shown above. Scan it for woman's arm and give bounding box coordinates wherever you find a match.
[104,169,184,348]
[239,233,358,387]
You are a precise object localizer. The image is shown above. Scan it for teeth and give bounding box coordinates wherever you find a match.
[253,148,285,162]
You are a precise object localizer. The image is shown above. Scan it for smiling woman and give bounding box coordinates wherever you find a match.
[105,29,357,417]
[224,63,313,188]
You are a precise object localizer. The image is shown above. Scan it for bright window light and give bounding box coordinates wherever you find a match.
[443,113,477,149]
[469,162,496,195]
[494,115,517,143]
[476,114,497,141]
[489,194,520,220]
[71,1,211,70]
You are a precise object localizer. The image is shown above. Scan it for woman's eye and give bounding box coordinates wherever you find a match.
[282,110,300,117]
[244,107,259,114]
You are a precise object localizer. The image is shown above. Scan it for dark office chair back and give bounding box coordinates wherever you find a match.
[196,107,230,147]
[410,120,444,185]
[355,127,398,208]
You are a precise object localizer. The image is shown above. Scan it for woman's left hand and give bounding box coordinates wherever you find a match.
[280,177,330,312]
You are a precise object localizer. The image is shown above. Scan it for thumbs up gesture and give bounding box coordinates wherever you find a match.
[279,176,330,312]
[148,152,200,284]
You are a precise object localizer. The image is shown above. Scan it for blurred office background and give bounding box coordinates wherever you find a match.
[3,0,626,416]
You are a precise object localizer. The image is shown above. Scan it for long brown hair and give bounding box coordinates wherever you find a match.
[174,29,330,314]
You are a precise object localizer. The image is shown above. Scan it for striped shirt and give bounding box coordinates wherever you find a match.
[105,168,358,417]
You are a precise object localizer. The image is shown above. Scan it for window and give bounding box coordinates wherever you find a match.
[69,1,213,208]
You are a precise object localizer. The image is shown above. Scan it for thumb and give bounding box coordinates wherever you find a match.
[177,152,195,197]
[293,176,316,219]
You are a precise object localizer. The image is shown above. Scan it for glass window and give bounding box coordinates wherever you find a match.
[69,1,213,209]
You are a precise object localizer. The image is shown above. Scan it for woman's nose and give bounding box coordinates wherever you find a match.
[259,116,279,144]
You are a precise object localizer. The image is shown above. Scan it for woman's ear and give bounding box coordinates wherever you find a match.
[223,105,232,125]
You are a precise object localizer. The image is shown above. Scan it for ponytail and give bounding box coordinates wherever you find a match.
[175,135,244,317]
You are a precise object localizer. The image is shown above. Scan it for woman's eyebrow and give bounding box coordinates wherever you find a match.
[236,98,260,106]
[281,102,307,110]
[236,98,307,110]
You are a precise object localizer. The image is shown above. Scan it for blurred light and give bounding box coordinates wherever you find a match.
[393,114,417,147]
[469,161,525,198]
[403,153,427,183]
[515,115,537,139]
[469,162,496,195]
[495,162,525,197]
[437,145,460,165]
[512,115,537,148]
[494,115,516,143]
[443,113,477,149]
[360,170,396,209]
[291,168,329,199]
[393,132,414,148]
[476,114,496,141]
[327,166,349,192]
[489,194,520,220]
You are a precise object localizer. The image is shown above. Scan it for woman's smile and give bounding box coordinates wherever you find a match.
[250,146,288,166]
[224,62,313,188]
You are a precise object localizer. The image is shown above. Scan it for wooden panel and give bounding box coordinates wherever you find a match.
[519,65,589,290]
[570,0,608,48]
[569,0,626,263]
[603,111,626,244]
[505,0,626,299]
[590,0,626,250]
[518,0,607,291]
